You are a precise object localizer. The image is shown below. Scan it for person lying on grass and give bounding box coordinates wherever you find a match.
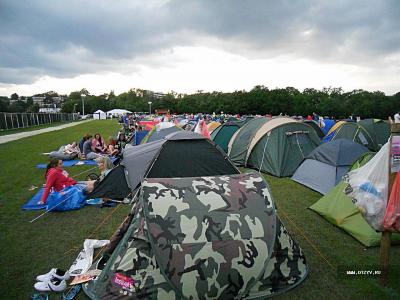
[64,142,80,155]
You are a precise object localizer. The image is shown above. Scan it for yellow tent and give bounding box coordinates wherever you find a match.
[207,121,221,133]
[326,120,346,136]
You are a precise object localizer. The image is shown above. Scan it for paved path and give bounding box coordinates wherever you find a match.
[0,120,93,144]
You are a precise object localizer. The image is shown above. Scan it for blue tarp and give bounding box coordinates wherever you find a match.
[22,188,47,210]
[22,186,86,211]
[36,157,117,169]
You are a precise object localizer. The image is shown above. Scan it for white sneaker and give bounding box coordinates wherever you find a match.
[34,278,67,292]
[36,268,70,282]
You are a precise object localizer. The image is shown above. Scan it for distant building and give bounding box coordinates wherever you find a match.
[146,90,166,99]
[153,92,166,99]
[32,96,45,105]
[52,96,65,104]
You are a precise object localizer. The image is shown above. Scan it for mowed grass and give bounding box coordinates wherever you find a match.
[0,121,399,299]
[0,120,131,299]
[259,174,400,300]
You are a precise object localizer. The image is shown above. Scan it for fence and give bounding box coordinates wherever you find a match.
[0,112,80,131]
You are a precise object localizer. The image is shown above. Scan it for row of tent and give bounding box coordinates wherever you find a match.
[209,116,398,247]
[210,117,389,178]
[84,131,308,299]
[119,116,393,248]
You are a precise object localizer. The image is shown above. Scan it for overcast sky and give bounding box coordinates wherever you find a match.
[0,0,399,97]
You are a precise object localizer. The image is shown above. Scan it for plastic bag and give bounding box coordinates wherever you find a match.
[69,239,110,276]
[46,185,86,211]
[344,142,389,231]
[384,172,400,232]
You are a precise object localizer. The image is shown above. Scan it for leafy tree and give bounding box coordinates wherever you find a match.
[10,93,19,100]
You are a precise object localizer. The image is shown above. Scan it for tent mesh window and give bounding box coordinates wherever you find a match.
[148,140,239,178]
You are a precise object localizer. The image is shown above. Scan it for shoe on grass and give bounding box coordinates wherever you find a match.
[34,278,67,292]
[36,268,70,282]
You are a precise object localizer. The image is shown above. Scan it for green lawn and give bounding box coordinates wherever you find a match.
[0,121,399,299]
[0,120,131,299]
[261,174,400,300]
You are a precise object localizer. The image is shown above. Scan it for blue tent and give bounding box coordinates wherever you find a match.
[321,119,335,135]
[292,139,369,194]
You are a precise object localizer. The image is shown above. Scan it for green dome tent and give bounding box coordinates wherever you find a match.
[211,120,247,153]
[309,153,400,246]
[83,172,308,299]
[245,117,321,177]
[227,117,270,165]
[323,122,378,151]
[358,119,390,150]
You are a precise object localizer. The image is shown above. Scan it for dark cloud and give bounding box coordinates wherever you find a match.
[0,0,399,84]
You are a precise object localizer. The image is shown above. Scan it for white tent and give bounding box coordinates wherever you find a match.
[93,109,107,120]
[106,109,132,117]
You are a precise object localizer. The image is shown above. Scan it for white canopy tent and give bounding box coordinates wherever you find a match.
[93,109,107,120]
[106,109,132,117]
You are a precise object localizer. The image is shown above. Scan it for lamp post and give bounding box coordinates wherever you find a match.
[148,101,152,115]
[81,94,86,116]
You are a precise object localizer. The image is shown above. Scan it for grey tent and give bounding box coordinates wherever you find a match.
[141,126,182,144]
[83,172,308,299]
[291,139,369,194]
[88,131,239,199]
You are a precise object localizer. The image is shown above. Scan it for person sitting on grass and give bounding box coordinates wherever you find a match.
[79,134,90,153]
[82,135,101,160]
[106,136,119,156]
[85,156,114,193]
[38,159,77,205]
[38,159,97,205]
[115,132,127,152]
[91,133,107,154]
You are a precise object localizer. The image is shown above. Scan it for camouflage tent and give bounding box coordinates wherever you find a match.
[83,172,308,299]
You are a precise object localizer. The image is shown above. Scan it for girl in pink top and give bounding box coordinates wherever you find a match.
[91,133,107,153]
[39,159,77,204]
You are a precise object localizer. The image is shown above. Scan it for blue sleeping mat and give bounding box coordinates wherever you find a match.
[36,157,117,169]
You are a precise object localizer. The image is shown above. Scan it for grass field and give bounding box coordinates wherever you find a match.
[0,120,399,299]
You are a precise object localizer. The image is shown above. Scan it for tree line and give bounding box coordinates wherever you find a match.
[1,86,399,119]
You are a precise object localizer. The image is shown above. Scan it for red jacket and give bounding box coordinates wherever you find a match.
[41,168,76,203]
